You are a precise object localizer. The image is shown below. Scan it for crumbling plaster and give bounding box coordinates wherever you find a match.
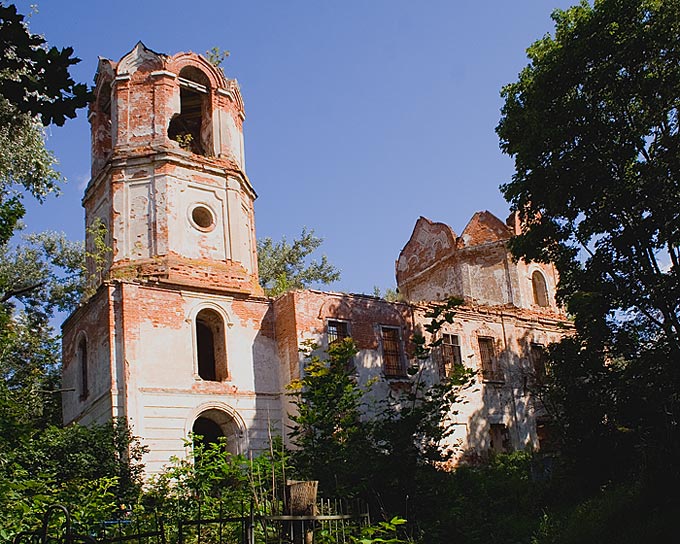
[63,43,571,476]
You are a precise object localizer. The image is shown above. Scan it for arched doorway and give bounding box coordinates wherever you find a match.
[191,408,242,454]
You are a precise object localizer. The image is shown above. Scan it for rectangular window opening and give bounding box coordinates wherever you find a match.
[328,319,354,370]
[381,326,405,377]
[478,336,503,382]
[530,343,547,385]
[489,423,511,453]
[439,333,462,378]
[327,319,350,345]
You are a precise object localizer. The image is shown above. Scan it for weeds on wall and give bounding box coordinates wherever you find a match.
[83,217,112,299]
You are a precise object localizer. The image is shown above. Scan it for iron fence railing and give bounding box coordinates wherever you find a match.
[11,500,370,544]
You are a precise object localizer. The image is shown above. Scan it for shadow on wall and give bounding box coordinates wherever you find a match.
[250,303,284,453]
[459,328,553,464]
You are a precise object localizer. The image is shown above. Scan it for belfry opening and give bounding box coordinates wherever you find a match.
[168,66,211,155]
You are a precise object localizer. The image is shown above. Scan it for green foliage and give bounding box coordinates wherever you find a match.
[257,227,340,296]
[0,3,89,126]
[372,286,402,302]
[205,47,230,67]
[0,231,86,429]
[0,96,60,245]
[497,0,680,487]
[174,132,194,151]
[0,230,85,316]
[288,338,375,496]
[83,217,111,298]
[0,3,90,242]
[0,412,146,540]
[494,0,680,538]
[0,8,141,541]
[142,438,287,544]
[0,229,139,543]
[352,516,409,544]
[287,330,475,538]
[433,452,547,544]
[497,0,680,352]
[532,481,680,544]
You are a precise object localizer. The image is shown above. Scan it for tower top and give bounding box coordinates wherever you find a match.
[89,42,247,182]
[84,43,261,297]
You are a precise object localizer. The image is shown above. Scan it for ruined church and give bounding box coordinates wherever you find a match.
[62,44,568,475]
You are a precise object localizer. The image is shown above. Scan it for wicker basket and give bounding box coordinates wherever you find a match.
[285,480,318,515]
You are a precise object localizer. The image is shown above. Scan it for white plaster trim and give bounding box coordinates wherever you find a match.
[216,88,232,98]
[150,70,177,79]
[186,299,234,327]
[181,290,234,304]
[178,77,208,94]
[114,74,131,82]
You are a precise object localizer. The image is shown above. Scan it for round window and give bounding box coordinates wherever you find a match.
[190,205,215,231]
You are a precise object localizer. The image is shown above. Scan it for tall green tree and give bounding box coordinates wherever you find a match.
[287,339,374,497]
[288,328,472,522]
[257,227,340,296]
[0,7,147,538]
[0,2,89,245]
[497,0,680,483]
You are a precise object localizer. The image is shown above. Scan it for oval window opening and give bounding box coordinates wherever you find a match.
[191,205,215,231]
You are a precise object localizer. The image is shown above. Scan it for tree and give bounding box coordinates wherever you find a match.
[287,339,374,497]
[0,231,85,316]
[0,3,89,245]
[288,323,472,525]
[257,228,340,296]
[0,1,84,396]
[497,0,680,483]
[0,9,144,538]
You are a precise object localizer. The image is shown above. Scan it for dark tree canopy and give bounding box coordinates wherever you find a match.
[0,3,90,247]
[0,3,89,126]
[497,0,680,488]
[497,0,680,351]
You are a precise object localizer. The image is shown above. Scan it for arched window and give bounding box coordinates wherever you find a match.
[78,337,88,400]
[195,308,227,381]
[168,66,212,155]
[532,270,549,307]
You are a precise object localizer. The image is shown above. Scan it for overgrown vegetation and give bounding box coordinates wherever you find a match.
[0,4,143,540]
[496,0,680,538]
[3,1,680,542]
[257,228,340,296]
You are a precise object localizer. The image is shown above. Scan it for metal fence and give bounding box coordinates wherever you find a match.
[12,500,370,544]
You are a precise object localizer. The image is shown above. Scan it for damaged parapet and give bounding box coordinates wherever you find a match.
[396,211,562,314]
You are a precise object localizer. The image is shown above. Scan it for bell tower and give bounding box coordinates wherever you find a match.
[62,44,280,475]
[86,42,261,295]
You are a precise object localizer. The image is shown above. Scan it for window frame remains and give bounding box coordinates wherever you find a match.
[478,336,503,383]
[529,342,547,386]
[326,319,350,346]
[381,326,405,378]
[438,333,462,378]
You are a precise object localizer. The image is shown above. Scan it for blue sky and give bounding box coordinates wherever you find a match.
[17,0,576,295]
